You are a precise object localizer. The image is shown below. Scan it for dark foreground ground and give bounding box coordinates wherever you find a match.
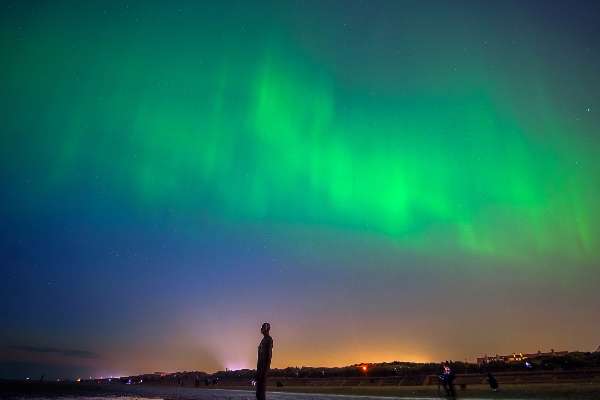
[2,381,600,400]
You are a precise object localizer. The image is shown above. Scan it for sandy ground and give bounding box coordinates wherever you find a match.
[2,382,600,400]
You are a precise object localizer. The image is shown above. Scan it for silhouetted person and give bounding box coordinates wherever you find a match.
[440,362,456,398]
[256,322,273,400]
[487,372,498,391]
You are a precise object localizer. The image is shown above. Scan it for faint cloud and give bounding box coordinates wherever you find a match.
[9,345,100,359]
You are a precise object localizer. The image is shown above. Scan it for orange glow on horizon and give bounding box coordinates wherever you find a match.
[269,350,434,370]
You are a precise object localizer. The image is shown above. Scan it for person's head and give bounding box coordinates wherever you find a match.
[261,322,271,336]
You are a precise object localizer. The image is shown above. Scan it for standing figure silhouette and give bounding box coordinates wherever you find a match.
[256,322,273,400]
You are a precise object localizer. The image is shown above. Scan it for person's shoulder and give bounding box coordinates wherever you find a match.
[261,335,273,344]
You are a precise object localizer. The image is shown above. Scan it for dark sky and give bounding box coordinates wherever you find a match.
[1,0,599,379]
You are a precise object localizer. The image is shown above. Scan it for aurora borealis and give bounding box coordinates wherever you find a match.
[1,0,599,379]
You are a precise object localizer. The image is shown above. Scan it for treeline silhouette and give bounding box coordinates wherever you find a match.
[109,351,600,385]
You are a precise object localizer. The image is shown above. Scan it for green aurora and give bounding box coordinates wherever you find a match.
[3,2,598,263]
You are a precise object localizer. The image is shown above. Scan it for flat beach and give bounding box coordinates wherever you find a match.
[3,381,600,400]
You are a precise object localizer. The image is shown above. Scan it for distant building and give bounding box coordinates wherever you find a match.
[477,349,569,365]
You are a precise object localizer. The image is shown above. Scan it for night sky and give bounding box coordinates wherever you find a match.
[1,0,599,379]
